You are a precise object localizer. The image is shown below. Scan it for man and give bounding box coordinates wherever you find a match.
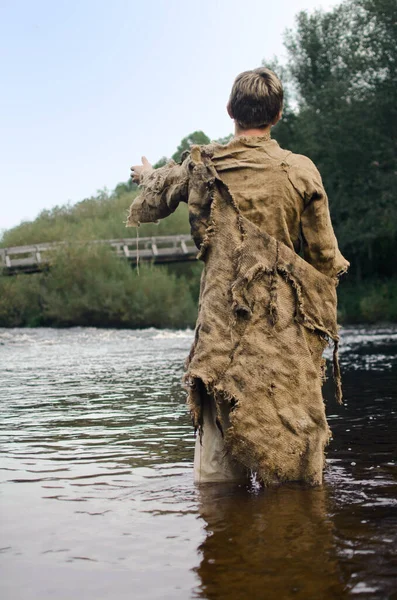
[127,67,349,486]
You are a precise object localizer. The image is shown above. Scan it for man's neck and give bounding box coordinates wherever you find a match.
[234,124,272,137]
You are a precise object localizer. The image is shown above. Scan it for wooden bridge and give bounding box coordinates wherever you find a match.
[0,235,198,275]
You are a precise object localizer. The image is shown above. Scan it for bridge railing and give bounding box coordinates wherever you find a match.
[0,235,198,273]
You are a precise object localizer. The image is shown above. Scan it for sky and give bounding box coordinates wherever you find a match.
[0,0,340,233]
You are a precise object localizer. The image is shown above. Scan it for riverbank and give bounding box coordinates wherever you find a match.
[0,242,396,328]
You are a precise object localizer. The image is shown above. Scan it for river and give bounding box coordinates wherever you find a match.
[1,326,396,599]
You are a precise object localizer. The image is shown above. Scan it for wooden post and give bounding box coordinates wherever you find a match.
[151,239,158,256]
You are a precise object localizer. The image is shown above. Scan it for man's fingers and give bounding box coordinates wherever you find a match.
[130,157,151,182]
[130,165,139,180]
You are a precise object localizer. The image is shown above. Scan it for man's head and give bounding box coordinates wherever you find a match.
[227,67,283,131]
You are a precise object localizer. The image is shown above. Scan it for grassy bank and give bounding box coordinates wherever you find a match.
[0,245,199,329]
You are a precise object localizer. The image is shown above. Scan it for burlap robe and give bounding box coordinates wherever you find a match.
[185,147,342,486]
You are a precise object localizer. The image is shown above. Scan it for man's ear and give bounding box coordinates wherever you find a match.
[273,110,282,125]
[227,101,234,119]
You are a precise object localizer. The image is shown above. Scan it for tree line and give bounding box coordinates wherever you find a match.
[272,0,396,282]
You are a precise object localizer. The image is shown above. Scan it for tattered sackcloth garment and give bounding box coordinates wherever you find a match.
[127,135,349,486]
[186,147,344,486]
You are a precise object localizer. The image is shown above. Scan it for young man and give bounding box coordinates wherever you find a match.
[127,67,349,486]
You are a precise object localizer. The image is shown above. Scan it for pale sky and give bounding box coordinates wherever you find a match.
[0,0,340,233]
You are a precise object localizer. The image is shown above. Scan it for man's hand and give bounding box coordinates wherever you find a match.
[130,156,152,184]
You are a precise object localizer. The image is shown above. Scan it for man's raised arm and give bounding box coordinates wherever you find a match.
[126,156,189,227]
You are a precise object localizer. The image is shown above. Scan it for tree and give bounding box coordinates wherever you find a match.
[153,156,168,169]
[214,133,234,145]
[171,131,211,162]
[273,0,397,279]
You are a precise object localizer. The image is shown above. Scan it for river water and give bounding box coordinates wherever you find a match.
[0,326,396,599]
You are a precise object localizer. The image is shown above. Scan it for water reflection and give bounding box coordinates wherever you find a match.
[196,483,346,600]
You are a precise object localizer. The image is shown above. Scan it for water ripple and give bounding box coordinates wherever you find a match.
[1,326,396,600]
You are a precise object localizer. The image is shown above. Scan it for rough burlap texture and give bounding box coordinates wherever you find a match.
[185,146,342,486]
[127,136,349,486]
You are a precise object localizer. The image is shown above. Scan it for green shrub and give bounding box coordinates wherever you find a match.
[0,245,197,329]
[359,281,397,323]
[43,244,196,328]
[338,279,397,324]
[0,274,42,327]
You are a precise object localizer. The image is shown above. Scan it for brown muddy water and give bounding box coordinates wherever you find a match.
[0,326,396,600]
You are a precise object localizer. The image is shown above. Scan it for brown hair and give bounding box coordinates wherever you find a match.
[228,67,283,129]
